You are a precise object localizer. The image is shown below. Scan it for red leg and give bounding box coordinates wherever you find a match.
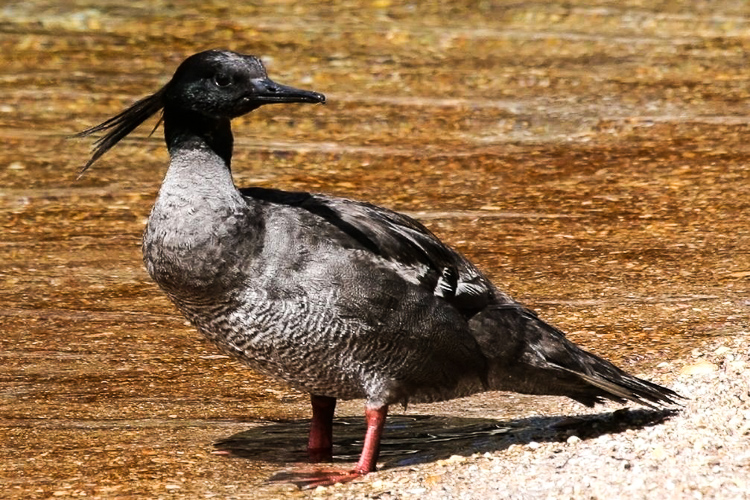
[353,404,388,473]
[269,403,389,488]
[308,395,336,462]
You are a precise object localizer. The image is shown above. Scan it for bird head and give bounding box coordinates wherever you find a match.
[76,49,325,175]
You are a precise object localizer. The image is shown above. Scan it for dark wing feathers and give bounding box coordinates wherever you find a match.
[241,187,492,314]
[240,187,681,408]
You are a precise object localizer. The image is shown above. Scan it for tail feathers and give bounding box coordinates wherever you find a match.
[551,362,682,409]
[470,303,683,408]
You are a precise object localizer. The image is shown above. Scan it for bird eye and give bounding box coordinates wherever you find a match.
[213,74,233,87]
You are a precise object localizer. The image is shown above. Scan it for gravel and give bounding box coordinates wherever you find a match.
[298,334,749,499]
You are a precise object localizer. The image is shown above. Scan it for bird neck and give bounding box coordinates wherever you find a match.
[163,107,234,168]
[145,107,258,299]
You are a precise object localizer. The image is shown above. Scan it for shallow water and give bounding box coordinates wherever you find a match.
[1,1,749,497]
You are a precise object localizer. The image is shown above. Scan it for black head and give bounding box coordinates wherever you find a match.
[164,50,325,119]
[76,49,325,175]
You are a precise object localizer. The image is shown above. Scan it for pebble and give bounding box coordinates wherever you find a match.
[679,360,718,375]
[566,435,581,444]
[651,445,667,460]
[714,346,731,356]
[436,455,466,466]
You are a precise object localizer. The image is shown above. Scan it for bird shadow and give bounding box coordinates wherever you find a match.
[213,407,678,483]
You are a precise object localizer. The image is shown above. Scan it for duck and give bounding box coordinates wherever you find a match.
[77,49,680,486]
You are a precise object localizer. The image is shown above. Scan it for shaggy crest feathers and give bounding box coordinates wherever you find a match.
[75,87,167,177]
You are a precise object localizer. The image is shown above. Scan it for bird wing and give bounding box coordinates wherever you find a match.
[240,186,494,316]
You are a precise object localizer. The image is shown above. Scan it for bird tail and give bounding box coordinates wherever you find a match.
[469,304,682,408]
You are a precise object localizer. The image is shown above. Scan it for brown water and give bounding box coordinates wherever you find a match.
[1,1,749,498]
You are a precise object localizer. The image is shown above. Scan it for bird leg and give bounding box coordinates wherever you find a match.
[353,404,388,473]
[271,403,389,488]
[307,395,336,462]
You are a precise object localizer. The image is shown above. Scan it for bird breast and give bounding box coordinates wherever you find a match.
[142,189,260,299]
